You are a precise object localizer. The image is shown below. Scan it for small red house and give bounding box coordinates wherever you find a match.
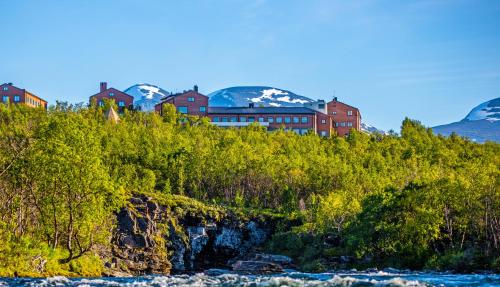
[0,83,47,109]
[89,82,134,111]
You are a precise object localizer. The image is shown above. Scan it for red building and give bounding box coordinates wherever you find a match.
[327,97,361,136]
[0,83,47,109]
[155,86,360,137]
[154,85,208,117]
[89,82,134,111]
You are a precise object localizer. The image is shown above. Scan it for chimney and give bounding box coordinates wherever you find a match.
[100,82,107,92]
[333,97,338,102]
[249,103,255,108]
[193,85,199,92]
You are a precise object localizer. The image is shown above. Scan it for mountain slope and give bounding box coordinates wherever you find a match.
[433,97,500,143]
[208,86,314,107]
[125,84,170,111]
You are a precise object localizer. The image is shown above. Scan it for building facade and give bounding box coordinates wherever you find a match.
[89,82,134,112]
[0,83,47,109]
[155,87,361,137]
[155,86,208,117]
[326,97,361,136]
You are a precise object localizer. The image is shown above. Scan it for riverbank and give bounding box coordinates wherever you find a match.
[1,193,498,278]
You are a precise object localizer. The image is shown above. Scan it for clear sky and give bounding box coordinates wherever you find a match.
[1,0,499,131]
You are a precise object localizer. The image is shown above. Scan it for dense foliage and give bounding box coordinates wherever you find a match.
[0,103,498,275]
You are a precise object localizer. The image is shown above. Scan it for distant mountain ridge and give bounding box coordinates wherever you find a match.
[433,97,500,143]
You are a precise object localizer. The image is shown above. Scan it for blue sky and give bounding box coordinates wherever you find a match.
[1,0,499,131]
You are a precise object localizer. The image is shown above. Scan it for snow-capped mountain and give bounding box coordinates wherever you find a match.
[433,97,500,143]
[208,86,314,107]
[361,123,386,134]
[125,84,170,111]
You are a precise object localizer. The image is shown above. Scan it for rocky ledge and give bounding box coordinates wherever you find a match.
[101,195,292,276]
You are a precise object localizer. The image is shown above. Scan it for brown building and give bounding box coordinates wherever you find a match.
[0,83,47,109]
[207,105,331,135]
[154,86,208,117]
[155,86,359,137]
[89,82,134,112]
[326,97,361,136]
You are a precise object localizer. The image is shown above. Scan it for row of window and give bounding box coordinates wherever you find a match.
[99,100,126,107]
[177,106,206,113]
[212,115,310,124]
[27,97,40,106]
[331,110,354,116]
[2,95,21,103]
[336,122,353,127]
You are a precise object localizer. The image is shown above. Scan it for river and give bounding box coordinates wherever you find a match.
[1,271,499,286]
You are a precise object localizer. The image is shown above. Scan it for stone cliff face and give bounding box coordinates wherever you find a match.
[103,195,281,276]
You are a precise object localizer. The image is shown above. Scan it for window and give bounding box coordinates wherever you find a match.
[293,129,300,134]
[14,96,20,102]
[293,117,299,123]
[319,103,325,109]
[301,117,308,123]
[188,97,195,102]
[320,131,327,137]
[332,111,337,115]
[347,110,353,116]
[285,117,291,123]
[213,117,220,122]
[347,122,353,127]
[222,117,228,122]
[268,117,274,123]
[248,117,255,122]
[199,106,206,112]
[2,87,8,91]
[321,119,326,124]
[2,96,8,103]
[230,116,237,122]
[276,117,283,123]
[118,101,125,107]
[301,129,309,135]
[240,116,247,122]
[99,100,104,107]
[177,106,188,114]
[109,92,115,96]
[258,117,264,122]
[340,122,346,127]
[335,122,339,127]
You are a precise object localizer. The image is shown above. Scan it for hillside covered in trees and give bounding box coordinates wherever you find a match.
[0,102,498,276]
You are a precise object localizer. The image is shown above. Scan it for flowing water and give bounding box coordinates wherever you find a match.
[1,271,499,286]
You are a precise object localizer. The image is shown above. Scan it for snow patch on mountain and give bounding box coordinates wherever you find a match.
[463,97,500,122]
[125,83,170,112]
[361,122,386,134]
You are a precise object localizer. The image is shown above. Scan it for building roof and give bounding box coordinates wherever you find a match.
[161,90,207,101]
[328,99,360,111]
[89,87,134,100]
[208,106,319,115]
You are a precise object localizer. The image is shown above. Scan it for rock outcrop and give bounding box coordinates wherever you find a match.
[103,195,288,275]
